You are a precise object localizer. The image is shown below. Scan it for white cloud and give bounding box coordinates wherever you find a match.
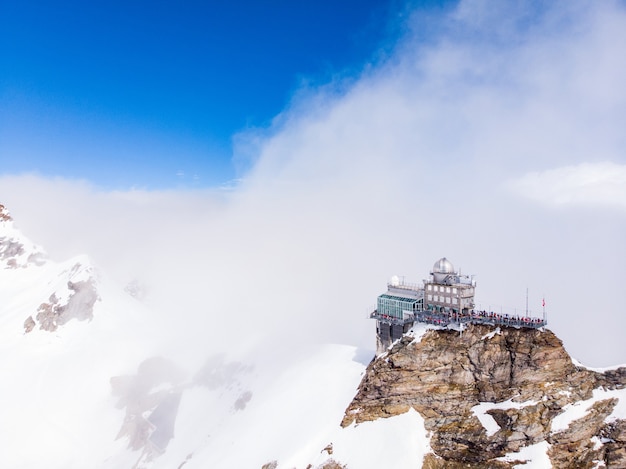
[2,0,626,368]
[510,162,626,210]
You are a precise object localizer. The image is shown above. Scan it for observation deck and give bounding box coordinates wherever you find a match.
[371,309,546,329]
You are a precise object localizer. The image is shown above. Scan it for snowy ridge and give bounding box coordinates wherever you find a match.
[0,255,156,468]
[310,408,430,469]
[1,207,625,468]
[0,204,46,268]
[1,253,100,334]
[571,357,626,373]
[0,211,381,468]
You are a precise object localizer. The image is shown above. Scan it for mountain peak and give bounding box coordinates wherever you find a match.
[341,324,626,467]
[0,203,47,268]
[0,203,99,333]
[0,203,12,222]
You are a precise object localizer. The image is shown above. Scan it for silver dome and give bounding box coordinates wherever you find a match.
[433,257,455,274]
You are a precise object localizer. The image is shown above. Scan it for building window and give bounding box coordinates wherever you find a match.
[446,297,450,303]
[427,285,432,291]
[453,298,458,304]
[453,288,457,294]
[446,287,451,293]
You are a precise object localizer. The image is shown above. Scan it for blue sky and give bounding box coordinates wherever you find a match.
[2,0,626,366]
[0,0,450,189]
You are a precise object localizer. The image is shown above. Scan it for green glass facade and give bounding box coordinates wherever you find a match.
[377,294,421,319]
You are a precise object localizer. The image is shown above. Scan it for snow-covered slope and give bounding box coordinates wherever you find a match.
[0,203,46,269]
[3,203,625,469]
[0,204,386,469]
[0,206,155,467]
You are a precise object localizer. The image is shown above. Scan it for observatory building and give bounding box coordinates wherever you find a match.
[372,257,475,354]
[424,257,475,316]
[374,275,424,354]
[371,257,546,354]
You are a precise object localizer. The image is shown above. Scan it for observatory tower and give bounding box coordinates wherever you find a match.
[424,257,476,317]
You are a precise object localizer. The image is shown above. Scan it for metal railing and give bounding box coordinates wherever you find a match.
[372,310,546,329]
[370,311,417,326]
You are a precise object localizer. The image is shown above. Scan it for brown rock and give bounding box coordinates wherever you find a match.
[422,452,514,468]
[316,460,346,469]
[33,277,99,332]
[341,324,626,467]
[23,316,36,333]
[0,204,12,221]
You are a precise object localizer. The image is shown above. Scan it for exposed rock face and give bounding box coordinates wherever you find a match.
[111,357,186,464]
[0,204,10,221]
[342,325,626,468]
[22,261,100,333]
[0,203,98,332]
[0,204,47,269]
[113,354,255,468]
[34,279,99,331]
[23,316,36,333]
[0,234,46,268]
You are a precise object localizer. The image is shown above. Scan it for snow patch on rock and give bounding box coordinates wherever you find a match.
[552,387,626,432]
[472,398,539,437]
[497,440,551,468]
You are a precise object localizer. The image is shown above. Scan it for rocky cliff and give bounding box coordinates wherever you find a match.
[0,203,99,332]
[0,203,46,268]
[341,324,626,468]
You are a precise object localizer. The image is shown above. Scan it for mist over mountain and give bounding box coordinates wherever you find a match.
[0,204,364,467]
[2,0,626,467]
[2,204,625,467]
[2,0,626,368]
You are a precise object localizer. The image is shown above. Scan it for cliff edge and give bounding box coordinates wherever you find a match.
[341,324,626,468]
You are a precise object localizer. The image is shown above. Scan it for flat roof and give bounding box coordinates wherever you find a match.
[378,293,421,303]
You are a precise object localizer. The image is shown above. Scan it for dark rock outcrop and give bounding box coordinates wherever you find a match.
[0,204,11,222]
[341,324,626,468]
[31,278,99,332]
[0,204,47,268]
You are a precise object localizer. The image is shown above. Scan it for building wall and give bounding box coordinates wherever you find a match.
[376,320,412,355]
[424,282,475,313]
